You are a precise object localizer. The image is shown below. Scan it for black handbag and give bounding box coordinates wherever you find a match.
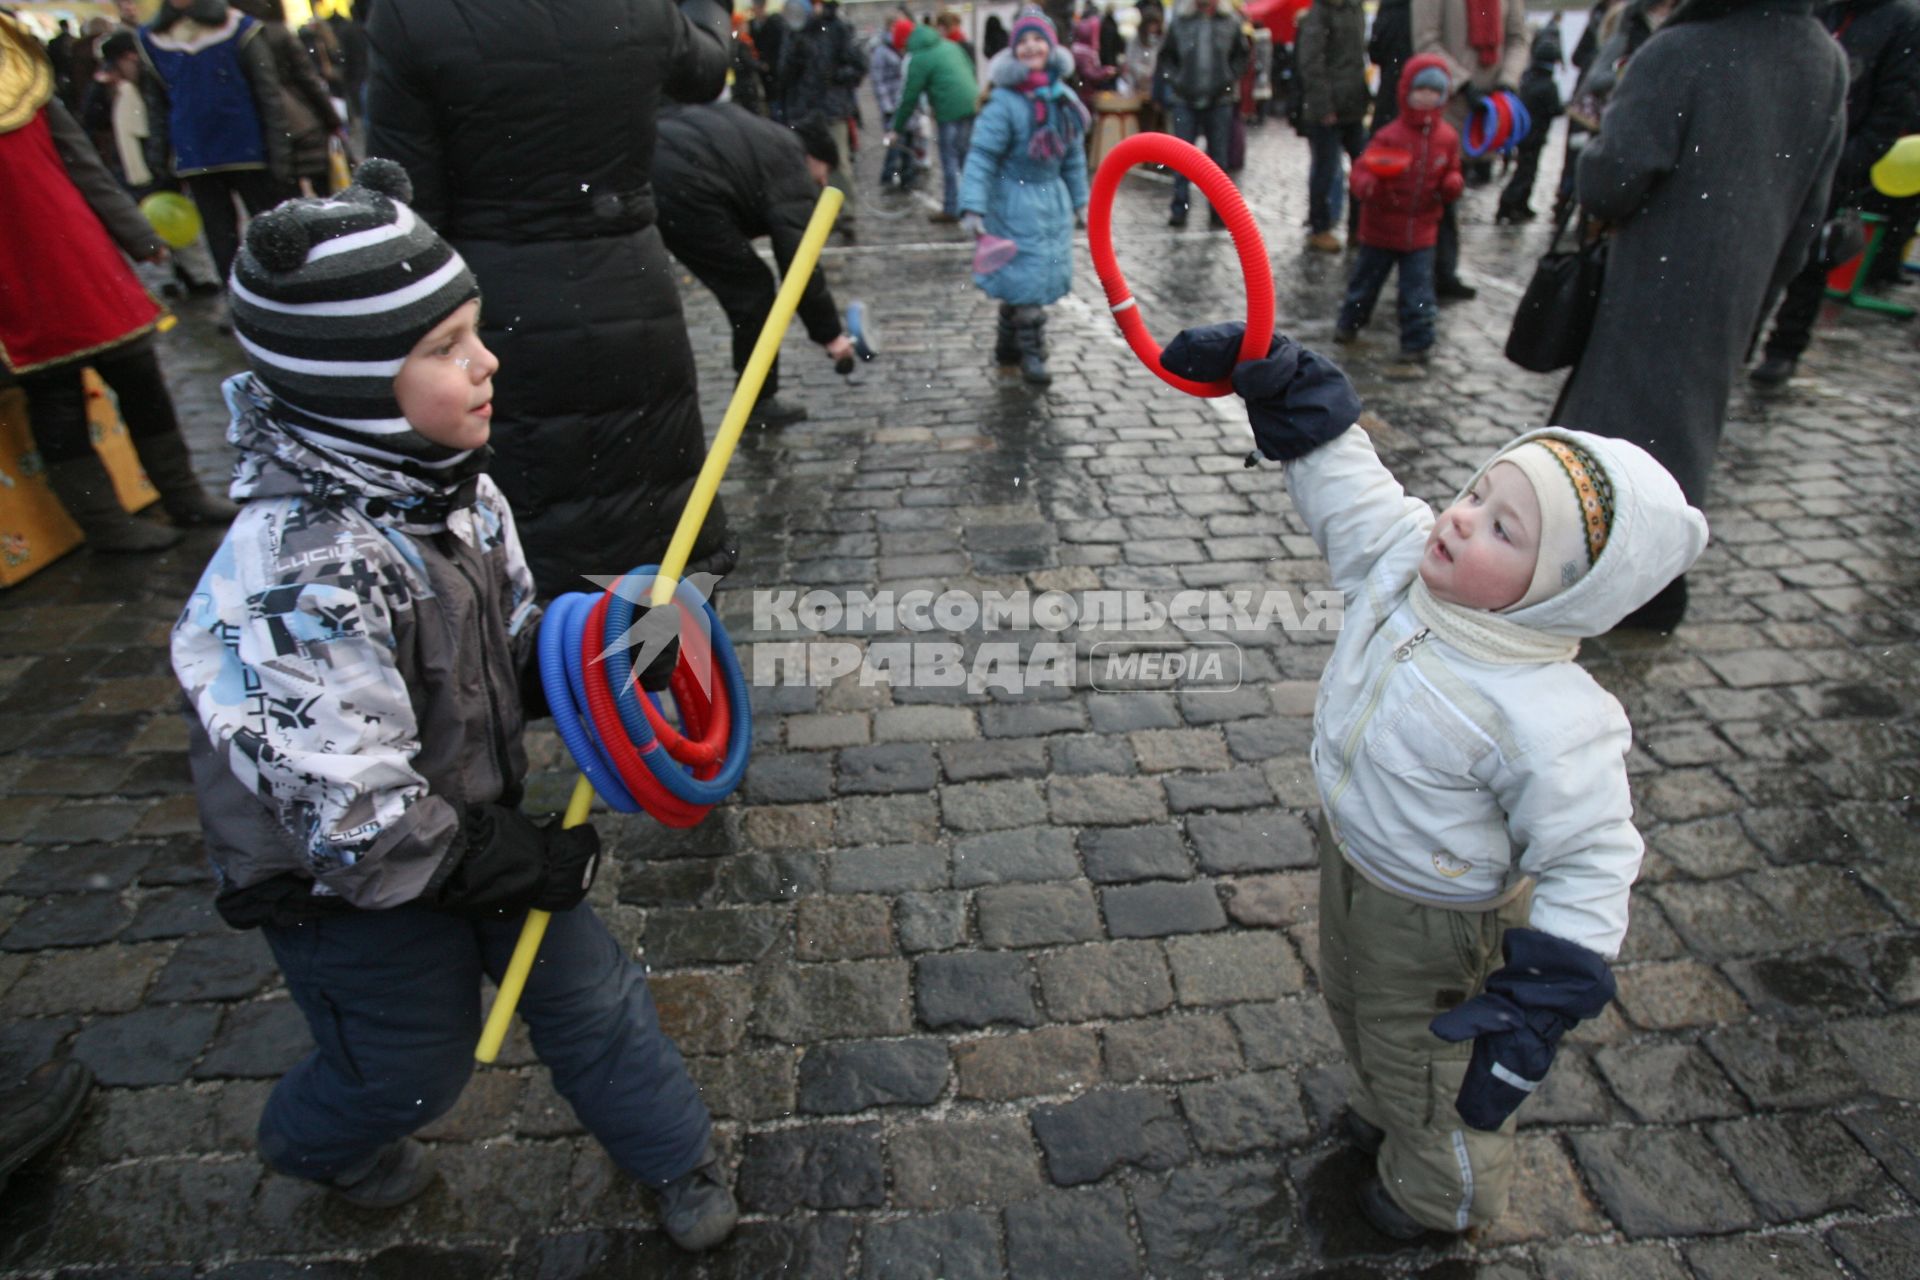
[1505,215,1608,374]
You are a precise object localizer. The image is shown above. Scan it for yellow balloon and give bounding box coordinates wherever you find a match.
[1872,134,1920,199]
[139,192,204,250]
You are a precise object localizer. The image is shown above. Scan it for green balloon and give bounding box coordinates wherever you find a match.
[139,192,203,250]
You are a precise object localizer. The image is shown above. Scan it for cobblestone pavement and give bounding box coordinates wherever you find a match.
[3,110,1918,1279]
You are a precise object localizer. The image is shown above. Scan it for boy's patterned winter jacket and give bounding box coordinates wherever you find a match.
[172,375,541,924]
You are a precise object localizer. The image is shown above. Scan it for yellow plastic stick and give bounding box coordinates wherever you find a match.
[651,185,846,607]
[475,186,846,1063]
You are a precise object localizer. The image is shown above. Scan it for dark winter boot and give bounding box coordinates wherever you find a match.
[656,1141,739,1252]
[324,1137,438,1209]
[1014,307,1051,386]
[1748,354,1796,388]
[994,305,1021,371]
[133,430,238,526]
[0,1059,93,1192]
[44,455,182,552]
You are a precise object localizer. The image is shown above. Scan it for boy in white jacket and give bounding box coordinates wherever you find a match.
[1161,324,1709,1239]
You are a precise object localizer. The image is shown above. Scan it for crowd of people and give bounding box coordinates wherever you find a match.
[1,0,1915,1260]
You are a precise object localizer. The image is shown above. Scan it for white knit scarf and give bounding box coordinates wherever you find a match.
[1408,579,1579,666]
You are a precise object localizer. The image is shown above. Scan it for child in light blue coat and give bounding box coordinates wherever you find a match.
[958,8,1090,385]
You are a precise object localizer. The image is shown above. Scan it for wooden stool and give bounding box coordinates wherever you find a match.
[1089,92,1144,174]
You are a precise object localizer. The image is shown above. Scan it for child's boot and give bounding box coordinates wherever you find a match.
[994,303,1021,372]
[1015,306,1051,386]
[44,454,183,552]
[324,1137,438,1209]
[133,430,240,526]
[1359,1177,1446,1242]
[656,1141,739,1252]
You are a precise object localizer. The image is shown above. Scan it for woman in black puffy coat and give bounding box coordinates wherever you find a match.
[367,0,738,597]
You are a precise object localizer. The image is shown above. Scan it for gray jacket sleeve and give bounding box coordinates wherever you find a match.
[239,23,294,182]
[44,98,163,260]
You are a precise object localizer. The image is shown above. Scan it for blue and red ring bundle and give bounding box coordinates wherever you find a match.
[1464,90,1532,158]
[540,568,752,827]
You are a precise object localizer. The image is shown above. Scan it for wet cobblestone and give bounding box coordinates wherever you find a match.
[2,85,1917,1278]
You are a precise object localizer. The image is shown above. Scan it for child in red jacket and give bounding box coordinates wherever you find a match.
[1334,55,1463,371]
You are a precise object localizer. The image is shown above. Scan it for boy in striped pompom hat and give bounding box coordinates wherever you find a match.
[169,160,738,1248]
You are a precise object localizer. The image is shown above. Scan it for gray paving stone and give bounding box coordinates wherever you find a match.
[1478,1131,1614,1246]
[1519,1046,1614,1126]
[755,961,913,1042]
[889,1116,1044,1209]
[1104,1009,1243,1083]
[1047,734,1137,776]
[795,895,894,961]
[148,933,276,1003]
[643,906,784,965]
[1177,687,1272,725]
[976,882,1101,949]
[1536,1241,1691,1280]
[951,827,1078,887]
[1592,1040,1747,1122]
[653,971,753,1053]
[1708,1112,1896,1221]
[1613,959,1748,1029]
[861,1211,1002,1280]
[838,744,941,794]
[1221,871,1317,928]
[1036,941,1174,1022]
[1134,1161,1301,1276]
[979,702,1086,738]
[895,891,969,952]
[121,886,223,941]
[739,753,835,804]
[1102,881,1226,938]
[1828,1217,1920,1280]
[1179,1070,1311,1155]
[938,738,1049,782]
[1222,716,1315,762]
[713,1219,858,1280]
[954,1026,1101,1101]
[1047,775,1167,826]
[1840,1105,1920,1199]
[1003,1186,1140,1280]
[1165,931,1305,1004]
[1030,1087,1189,1186]
[1163,768,1275,813]
[1685,1234,1844,1280]
[797,1038,949,1114]
[834,795,940,847]
[1723,948,1885,1020]
[70,1005,221,1086]
[1186,810,1317,873]
[194,999,313,1078]
[828,844,949,894]
[875,705,979,743]
[1831,1011,1920,1101]
[736,1122,886,1213]
[1705,1021,1867,1109]
[4,844,152,895]
[1570,1127,1758,1237]
[1077,826,1191,883]
[915,952,1038,1029]
[1,893,132,950]
[1230,999,1343,1071]
[940,780,1049,832]
[1086,693,1181,732]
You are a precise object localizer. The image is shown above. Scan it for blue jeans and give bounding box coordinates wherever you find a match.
[1306,121,1366,234]
[1169,101,1234,217]
[938,115,974,217]
[259,901,711,1186]
[1338,244,1437,353]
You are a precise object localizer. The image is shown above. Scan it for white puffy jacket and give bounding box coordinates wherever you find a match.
[1289,425,1709,958]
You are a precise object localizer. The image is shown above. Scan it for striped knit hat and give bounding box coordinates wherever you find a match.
[1009,7,1056,49]
[228,158,481,478]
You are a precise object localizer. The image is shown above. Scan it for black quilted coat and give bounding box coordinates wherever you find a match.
[366,0,738,596]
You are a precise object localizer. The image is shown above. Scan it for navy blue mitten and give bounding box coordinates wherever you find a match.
[1428,927,1616,1131]
[1160,323,1364,463]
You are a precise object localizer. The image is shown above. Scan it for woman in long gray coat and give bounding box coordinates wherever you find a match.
[1552,0,1845,629]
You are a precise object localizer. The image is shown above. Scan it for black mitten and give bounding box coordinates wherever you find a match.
[1429,928,1616,1130]
[433,805,600,915]
[1161,323,1363,463]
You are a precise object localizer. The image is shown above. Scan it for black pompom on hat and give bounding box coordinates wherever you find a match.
[229,158,482,476]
